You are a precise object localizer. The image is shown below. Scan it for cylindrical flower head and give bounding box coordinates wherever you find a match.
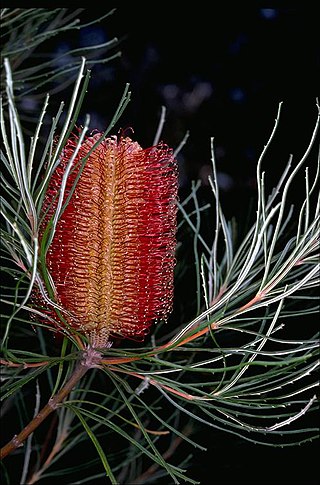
[37,134,178,348]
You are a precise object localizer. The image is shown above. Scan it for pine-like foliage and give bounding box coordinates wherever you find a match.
[1,8,319,485]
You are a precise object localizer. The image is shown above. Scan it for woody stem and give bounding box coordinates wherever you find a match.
[0,347,102,460]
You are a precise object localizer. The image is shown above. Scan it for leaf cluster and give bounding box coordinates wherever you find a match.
[1,8,319,485]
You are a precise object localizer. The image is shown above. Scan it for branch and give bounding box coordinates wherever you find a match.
[0,347,102,459]
[130,424,194,485]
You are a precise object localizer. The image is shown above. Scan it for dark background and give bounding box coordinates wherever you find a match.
[3,4,320,485]
[70,5,320,484]
[58,3,320,225]
[80,3,319,195]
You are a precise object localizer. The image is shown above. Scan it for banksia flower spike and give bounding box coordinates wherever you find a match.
[36,133,178,348]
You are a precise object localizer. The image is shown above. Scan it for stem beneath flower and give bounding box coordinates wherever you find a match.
[0,347,102,460]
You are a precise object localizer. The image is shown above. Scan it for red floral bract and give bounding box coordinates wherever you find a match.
[37,134,178,348]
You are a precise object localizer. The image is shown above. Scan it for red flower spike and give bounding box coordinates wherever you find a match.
[36,134,178,348]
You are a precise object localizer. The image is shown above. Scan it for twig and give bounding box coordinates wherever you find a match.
[130,424,193,485]
[26,426,68,484]
[0,347,101,459]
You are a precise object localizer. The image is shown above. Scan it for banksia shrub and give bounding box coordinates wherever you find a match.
[1,9,319,484]
[36,133,178,348]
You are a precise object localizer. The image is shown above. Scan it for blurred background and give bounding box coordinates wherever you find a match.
[36,3,319,220]
[7,4,320,484]
[76,6,320,484]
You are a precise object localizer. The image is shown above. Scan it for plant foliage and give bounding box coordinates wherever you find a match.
[1,8,319,485]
